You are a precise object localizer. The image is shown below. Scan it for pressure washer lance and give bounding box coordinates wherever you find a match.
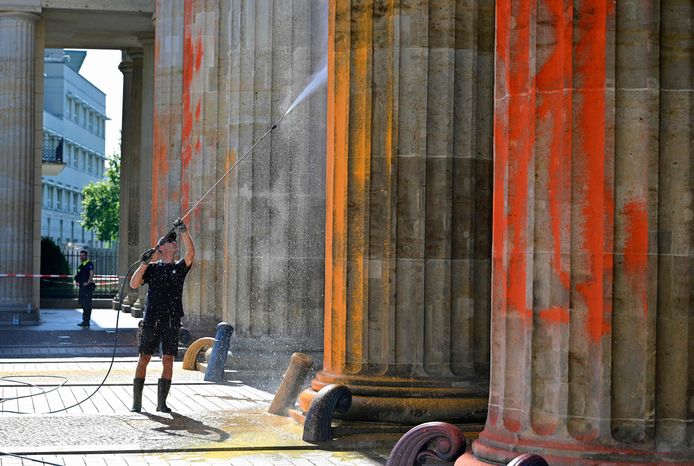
[177,112,288,224]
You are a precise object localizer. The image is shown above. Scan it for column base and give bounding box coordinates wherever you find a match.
[473,429,694,465]
[0,305,39,325]
[299,371,488,424]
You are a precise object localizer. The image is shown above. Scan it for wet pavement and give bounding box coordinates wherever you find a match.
[0,309,391,465]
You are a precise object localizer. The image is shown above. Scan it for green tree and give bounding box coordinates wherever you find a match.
[81,155,120,242]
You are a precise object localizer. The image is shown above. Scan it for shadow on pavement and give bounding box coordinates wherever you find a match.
[144,412,230,442]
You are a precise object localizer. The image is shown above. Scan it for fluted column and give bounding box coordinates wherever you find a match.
[467,1,694,464]
[133,34,154,316]
[299,0,494,424]
[116,49,144,312]
[0,12,39,318]
[116,54,133,311]
[221,0,327,362]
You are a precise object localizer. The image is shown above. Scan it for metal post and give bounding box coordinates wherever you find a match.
[204,322,234,382]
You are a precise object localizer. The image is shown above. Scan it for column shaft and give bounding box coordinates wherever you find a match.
[133,35,154,314]
[0,12,39,315]
[471,1,694,463]
[301,0,494,424]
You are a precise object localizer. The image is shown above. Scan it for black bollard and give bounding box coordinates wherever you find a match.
[204,322,234,382]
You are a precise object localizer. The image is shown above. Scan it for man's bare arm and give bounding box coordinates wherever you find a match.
[181,230,195,267]
[130,247,160,288]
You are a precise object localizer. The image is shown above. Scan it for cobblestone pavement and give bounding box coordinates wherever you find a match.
[0,309,391,466]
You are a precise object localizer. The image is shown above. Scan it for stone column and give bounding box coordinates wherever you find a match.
[0,11,40,319]
[116,49,144,313]
[133,35,154,317]
[115,54,132,311]
[299,0,494,424]
[220,0,328,366]
[152,1,329,359]
[465,1,694,464]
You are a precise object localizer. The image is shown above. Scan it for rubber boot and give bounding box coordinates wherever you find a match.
[156,378,172,413]
[131,378,145,412]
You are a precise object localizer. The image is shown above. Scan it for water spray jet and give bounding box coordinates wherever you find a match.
[178,64,328,223]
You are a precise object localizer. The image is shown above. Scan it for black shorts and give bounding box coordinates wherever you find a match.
[138,317,181,356]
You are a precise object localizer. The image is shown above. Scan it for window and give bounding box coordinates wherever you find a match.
[88,154,93,173]
[88,111,93,132]
[59,219,63,243]
[74,102,79,123]
[71,221,75,243]
[73,193,78,213]
[56,189,62,210]
[65,96,71,118]
[47,218,51,238]
[82,107,87,127]
[80,150,85,170]
[47,186,54,209]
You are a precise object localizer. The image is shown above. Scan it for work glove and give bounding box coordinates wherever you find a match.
[173,218,187,233]
[141,247,157,264]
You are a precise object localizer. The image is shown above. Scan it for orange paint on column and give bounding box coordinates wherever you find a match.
[573,0,613,344]
[623,200,649,318]
[535,0,572,291]
[491,0,510,320]
[152,2,172,245]
[181,0,204,216]
[324,0,350,371]
[343,3,372,374]
[539,306,570,325]
[504,1,534,323]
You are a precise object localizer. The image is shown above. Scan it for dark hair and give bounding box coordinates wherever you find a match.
[80,249,88,255]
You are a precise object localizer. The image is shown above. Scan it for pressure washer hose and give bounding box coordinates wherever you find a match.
[0,83,298,466]
[0,112,288,416]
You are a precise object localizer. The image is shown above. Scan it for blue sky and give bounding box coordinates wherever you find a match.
[71,49,123,159]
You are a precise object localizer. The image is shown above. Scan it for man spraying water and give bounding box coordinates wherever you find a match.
[128,218,195,413]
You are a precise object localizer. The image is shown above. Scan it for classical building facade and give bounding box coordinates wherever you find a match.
[0,1,691,463]
[41,48,108,251]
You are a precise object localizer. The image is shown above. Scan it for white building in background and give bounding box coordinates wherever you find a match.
[41,49,109,251]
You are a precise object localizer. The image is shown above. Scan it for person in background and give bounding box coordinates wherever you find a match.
[128,219,195,413]
[74,249,95,328]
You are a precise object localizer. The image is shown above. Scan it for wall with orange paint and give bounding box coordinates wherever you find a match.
[474,0,694,463]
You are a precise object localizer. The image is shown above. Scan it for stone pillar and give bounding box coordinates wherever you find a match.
[299,0,494,424]
[152,1,328,359]
[115,53,132,311]
[0,11,40,319]
[133,34,154,317]
[220,0,328,365]
[116,49,144,313]
[466,1,694,464]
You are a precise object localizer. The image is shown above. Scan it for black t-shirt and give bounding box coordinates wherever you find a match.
[142,259,191,322]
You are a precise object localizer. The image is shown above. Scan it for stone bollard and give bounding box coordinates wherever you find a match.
[268,352,314,416]
[204,322,235,382]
